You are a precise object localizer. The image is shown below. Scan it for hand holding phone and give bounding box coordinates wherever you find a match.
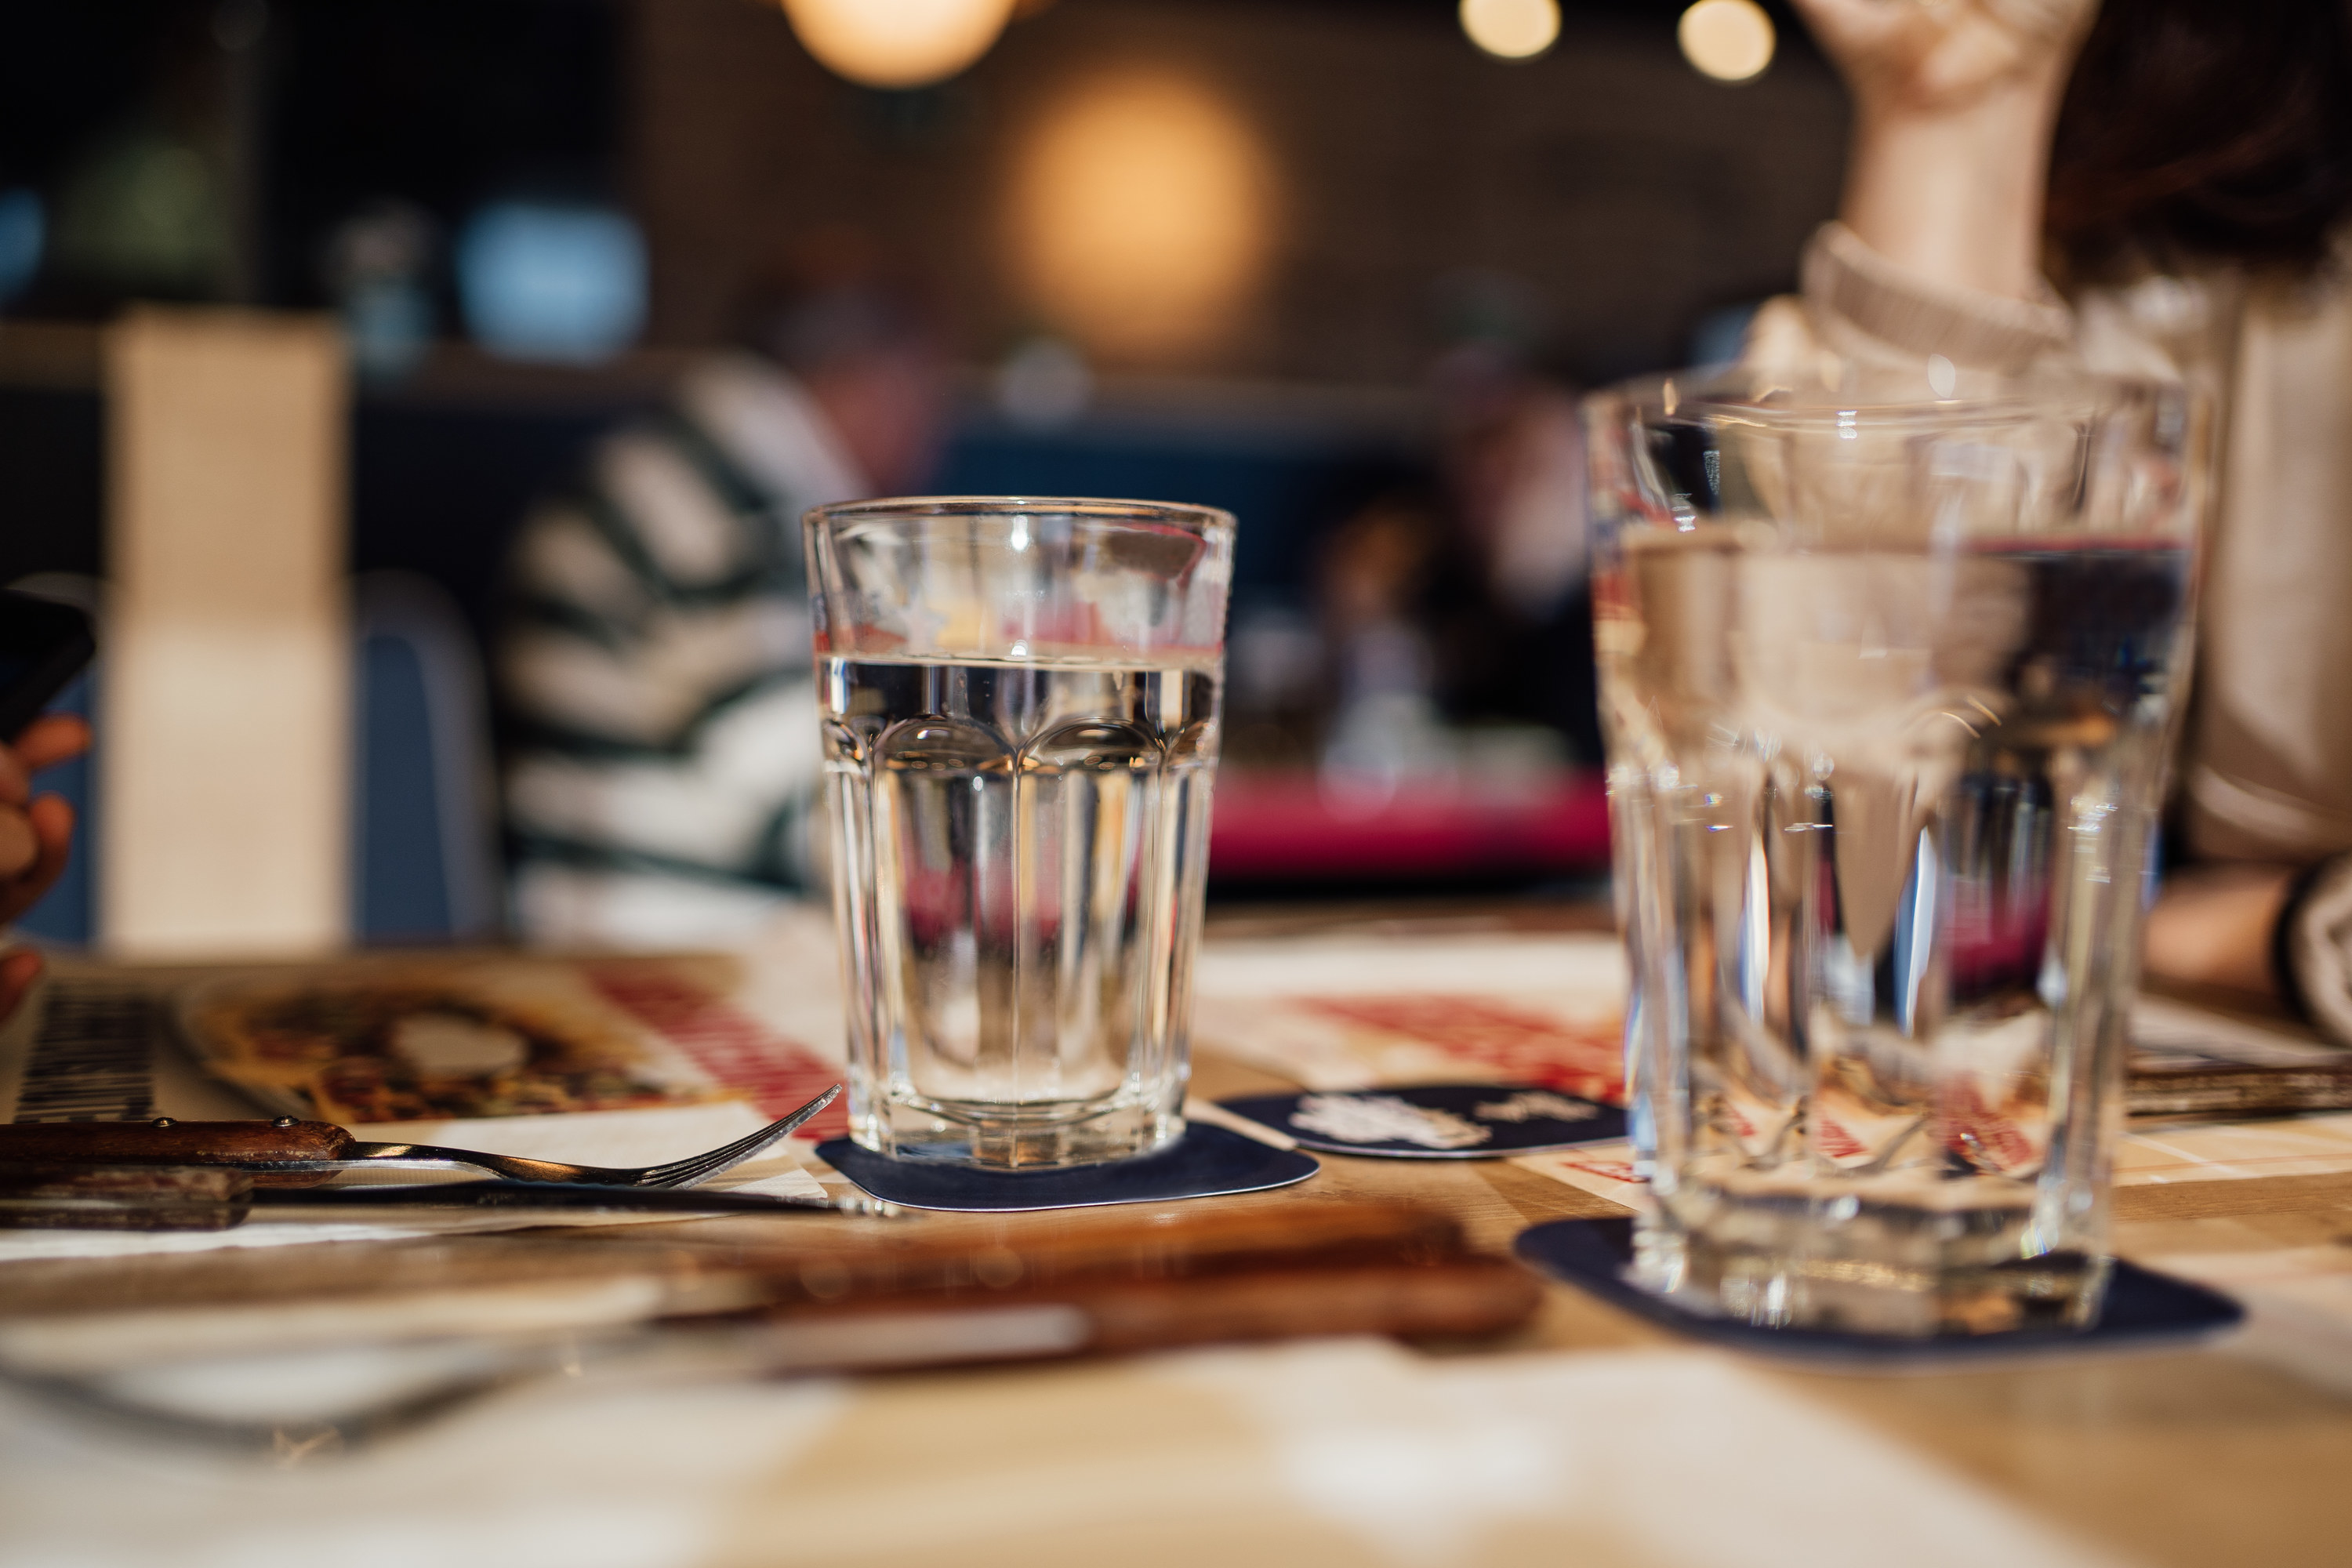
[0,590,94,743]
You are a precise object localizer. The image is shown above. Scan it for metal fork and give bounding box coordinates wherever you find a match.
[321,1084,844,1187]
[0,1084,842,1189]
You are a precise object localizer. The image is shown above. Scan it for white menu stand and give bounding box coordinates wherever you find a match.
[100,307,350,959]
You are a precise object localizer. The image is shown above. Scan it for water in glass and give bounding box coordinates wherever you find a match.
[822,649,1220,1167]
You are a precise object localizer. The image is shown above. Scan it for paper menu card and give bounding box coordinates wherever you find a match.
[103,307,350,959]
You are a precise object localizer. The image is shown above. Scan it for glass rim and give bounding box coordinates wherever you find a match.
[804,494,1237,539]
[1592,365,2183,430]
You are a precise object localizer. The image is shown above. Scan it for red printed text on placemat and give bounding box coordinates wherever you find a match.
[1290,995,1624,1104]
[588,967,851,1138]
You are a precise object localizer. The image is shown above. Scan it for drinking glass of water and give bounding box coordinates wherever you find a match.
[1588,369,2203,1334]
[808,497,1233,1167]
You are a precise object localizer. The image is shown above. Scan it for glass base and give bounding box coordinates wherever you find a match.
[852,1093,1182,1170]
[1635,1186,2111,1338]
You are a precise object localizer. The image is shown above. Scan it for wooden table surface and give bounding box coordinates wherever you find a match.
[3,901,2350,1568]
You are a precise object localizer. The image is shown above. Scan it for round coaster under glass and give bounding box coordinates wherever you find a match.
[1515,1218,2244,1364]
[816,1124,1319,1213]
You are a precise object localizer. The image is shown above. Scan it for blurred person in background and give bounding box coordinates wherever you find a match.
[500,253,947,945]
[1767,0,2352,1031]
[1315,491,1455,793]
[0,716,89,1022]
[1431,345,1599,764]
[1313,345,1599,796]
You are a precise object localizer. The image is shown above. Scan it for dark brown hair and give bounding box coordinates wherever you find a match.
[2048,0,2352,278]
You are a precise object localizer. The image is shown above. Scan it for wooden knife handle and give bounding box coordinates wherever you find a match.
[0,1163,252,1231]
[0,1118,353,1167]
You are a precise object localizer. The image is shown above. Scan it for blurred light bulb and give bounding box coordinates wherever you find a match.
[780,0,1014,89]
[1007,73,1276,364]
[1459,0,1560,60]
[1678,0,1775,82]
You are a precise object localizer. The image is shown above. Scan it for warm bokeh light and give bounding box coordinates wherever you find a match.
[1677,0,1775,82]
[1006,73,1276,365]
[1459,0,1560,61]
[779,0,1014,89]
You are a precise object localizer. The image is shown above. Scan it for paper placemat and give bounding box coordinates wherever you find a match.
[1192,932,1629,1101]
[0,927,850,1261]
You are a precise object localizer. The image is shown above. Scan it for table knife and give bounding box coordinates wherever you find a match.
[0,1164,892,1229]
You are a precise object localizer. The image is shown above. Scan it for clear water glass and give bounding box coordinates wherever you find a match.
[808,497,1233,1168]
[1588,368,2204,1334]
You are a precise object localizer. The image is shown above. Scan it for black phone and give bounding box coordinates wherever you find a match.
[0,590,96,744]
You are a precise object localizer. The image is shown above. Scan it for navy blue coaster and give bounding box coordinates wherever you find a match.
[1515,1218,2244,1364]
[1218,1083,1627,1160]
[815,1124,1319,1213]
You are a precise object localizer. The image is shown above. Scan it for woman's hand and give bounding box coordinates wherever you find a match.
[1791,0,2096,114]
[1793,0,2101,303]
[0,714,92,1022]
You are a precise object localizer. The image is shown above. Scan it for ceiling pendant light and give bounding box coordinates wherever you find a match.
[1460,0,1561,62]
[779,0,1016,90]
[1678,0,1776,83]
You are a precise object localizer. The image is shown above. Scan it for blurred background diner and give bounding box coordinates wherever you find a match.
[0,0,1845,951]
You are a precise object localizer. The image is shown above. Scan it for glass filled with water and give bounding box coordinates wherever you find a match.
[1588,368,2203,1334]
[807,497,1233,1167]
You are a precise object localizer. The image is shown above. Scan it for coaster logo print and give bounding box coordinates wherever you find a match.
[1474,1090,1599,1125]
[1290,1093,1492,1149]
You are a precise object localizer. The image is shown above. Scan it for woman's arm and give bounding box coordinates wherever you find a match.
[2142,863,2296,1004]
[1788,0,2343,1028]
